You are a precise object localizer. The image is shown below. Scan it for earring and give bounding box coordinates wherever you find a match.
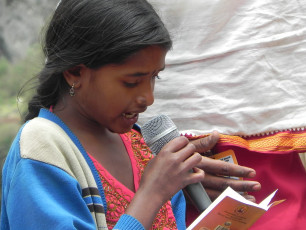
[69,83,75,96]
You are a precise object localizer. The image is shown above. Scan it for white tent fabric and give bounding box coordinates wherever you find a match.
[140,0,306,140]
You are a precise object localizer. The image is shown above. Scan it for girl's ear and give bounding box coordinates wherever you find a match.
[67,66,82,76]
[63,65,87,88]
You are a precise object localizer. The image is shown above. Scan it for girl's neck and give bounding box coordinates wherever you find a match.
[53,100,135,191]
[53,98,109,137]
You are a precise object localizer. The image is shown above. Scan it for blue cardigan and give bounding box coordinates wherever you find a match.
[1,109,186,229]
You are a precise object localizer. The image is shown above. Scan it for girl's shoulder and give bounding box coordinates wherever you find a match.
[19,116,85,177]
[21,116,72,153]
[22,116,67,140]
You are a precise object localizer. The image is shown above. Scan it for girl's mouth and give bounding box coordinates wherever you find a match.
[122,112,138,119]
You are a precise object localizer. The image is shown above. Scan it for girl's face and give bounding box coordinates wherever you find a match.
[75,46,167,133]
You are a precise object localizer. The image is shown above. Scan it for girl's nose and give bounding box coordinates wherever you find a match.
[136,88,154,107]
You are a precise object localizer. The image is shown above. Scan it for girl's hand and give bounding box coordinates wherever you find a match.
[191,131,261,202]
[140,136,204,204]
[126,136,203,229]
[198,157,261,202]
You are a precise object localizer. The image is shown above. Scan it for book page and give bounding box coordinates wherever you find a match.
[187,187,280,230]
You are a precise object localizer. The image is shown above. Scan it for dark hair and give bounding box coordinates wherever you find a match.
[24,0,172,121]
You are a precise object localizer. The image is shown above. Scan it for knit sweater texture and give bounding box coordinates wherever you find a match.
[0,108,186,230]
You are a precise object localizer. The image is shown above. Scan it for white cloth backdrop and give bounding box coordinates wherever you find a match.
[140,0,306,142]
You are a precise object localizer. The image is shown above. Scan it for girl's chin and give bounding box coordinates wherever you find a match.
[107,116,137,134]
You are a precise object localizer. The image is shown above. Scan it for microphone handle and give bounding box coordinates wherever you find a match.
[184,182,212,213]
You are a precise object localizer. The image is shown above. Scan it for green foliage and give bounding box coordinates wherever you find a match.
[0,43,43,161]
[0,122,20,160]
[0,57,9,76]
[0,44,42,112]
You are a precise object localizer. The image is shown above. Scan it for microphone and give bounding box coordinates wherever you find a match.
[141,115,212,212]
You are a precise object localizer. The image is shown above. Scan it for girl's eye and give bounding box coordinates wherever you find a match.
[124,82,139,88]
[124,75,161,88]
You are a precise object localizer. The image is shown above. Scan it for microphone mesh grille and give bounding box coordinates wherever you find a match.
[141,115,180,155]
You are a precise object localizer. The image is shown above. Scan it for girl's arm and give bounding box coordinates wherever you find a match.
[2,158,97,230]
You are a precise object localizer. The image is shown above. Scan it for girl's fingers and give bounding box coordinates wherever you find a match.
[159,136,197,162]
[158,136,190,155]
[202,173,261,192]
[182,152,203,172]
[191,131,220,153]
[199,156,256,178]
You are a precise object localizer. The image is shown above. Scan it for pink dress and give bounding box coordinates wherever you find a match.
[89,129,178,229]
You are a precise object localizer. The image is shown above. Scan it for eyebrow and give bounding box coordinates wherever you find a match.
[126,66,165,77]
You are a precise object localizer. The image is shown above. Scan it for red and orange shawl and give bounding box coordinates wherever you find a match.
[186,130,306,230]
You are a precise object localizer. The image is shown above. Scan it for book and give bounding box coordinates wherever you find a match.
[186,186,285,230]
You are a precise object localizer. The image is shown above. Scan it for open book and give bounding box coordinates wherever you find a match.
[187,187,284,230]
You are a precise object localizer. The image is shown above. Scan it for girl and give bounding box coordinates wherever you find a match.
[0,0,259,229]
[0,0,207,229]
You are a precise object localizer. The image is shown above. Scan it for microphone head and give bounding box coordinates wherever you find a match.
[141,115,180,155]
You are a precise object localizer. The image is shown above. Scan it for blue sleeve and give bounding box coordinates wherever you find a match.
[2,159,96,230]
[1,157,145,230]
[114,214,145,229]
[171,190,187,230]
